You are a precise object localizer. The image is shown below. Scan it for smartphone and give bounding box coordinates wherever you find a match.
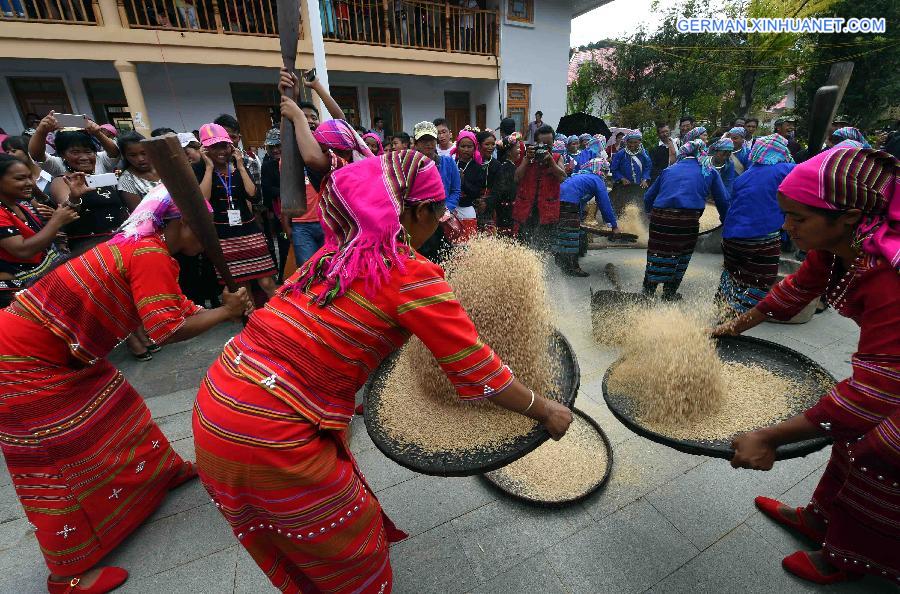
[304,68,317,83]
[55,113,88,129]
[85,173,118,189]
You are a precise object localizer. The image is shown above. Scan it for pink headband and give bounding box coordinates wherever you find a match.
[449,130,483,164]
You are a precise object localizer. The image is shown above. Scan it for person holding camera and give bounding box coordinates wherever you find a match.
[28,111,121,177]
[512,125,566,250]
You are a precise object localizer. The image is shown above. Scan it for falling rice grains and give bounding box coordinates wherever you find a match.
[698,203,721,234]
[486,413,608,502]
[376,235,560,454]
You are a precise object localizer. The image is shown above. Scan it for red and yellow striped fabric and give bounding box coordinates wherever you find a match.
[194,250,514,593]
[0,237,200,577]
[15,236,201,365]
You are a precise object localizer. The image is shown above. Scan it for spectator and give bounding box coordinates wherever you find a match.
[513,124,566,250]
[371,117,386,142]
[46,130,129,256]
[29,111,121,176]
[259,128,291,281]
[362,133,385,155]
[448,129,482,241]
[525,110,543,144]
[678,115,695,140]
[458,0,477,51]
[194,123,277,300]
[151,127,176,137]
[433,117,455,157]
[475,129,500,231]
[0,154,76,307]
[391,132,412,151]
[743,117,759,145]
[606,131,624,159]
[773,116,803,161]
[490,132,521,237]
[214,114,262,188]
[1,135,53,195]
[413,120,459,262]
[178,132,203,164]
[116,131,161,207]
[649,123,677,183]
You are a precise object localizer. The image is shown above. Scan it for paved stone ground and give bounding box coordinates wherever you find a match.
[2,248,898,593]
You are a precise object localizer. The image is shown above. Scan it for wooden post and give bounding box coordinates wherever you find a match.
[212,1,224,33]
[382,0,390,46]
[444,1,450,52]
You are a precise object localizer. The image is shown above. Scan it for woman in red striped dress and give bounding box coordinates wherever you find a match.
[0,180,250,594]
[715,147,898,585]
[193,150,573,593]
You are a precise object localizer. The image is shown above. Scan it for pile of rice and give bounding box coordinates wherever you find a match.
[698,203,721,233]
[485,413,609,502]
[375,235,560,454]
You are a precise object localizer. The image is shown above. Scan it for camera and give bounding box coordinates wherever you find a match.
[533,143,551,161]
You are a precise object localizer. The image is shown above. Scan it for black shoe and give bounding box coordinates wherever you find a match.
[566,267,590,277]
[131,350,153,362]
[146,341,162,353]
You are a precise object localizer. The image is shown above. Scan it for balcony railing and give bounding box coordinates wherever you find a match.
[321,0,499,56]
[119,0,300,37]
[0,0,99,24]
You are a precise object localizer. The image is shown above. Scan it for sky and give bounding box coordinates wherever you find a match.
[570,0,665,47]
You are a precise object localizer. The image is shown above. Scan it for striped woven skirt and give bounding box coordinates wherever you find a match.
[218,231,277,284]
[193,353,405,594]
[718,232,782,314]
[0,310,185,576]
[556,202,582,255]
[644,207,703,286]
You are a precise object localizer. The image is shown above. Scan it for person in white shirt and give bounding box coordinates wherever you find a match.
[28,112,121,176]
[433,117,455,157]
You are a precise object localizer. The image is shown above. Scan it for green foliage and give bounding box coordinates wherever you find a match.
[567,61,602,115]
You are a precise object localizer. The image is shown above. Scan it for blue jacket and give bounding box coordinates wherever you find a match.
[560,174,618,228]
[723,162,796,239]
[715,158,736,198]
[611,149,651,183]
[436,155,461,210]
[734,146,750,169]
[643,158,729,220]
[572,148,598,174]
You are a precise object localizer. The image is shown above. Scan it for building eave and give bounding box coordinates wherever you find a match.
[572,0,615,19]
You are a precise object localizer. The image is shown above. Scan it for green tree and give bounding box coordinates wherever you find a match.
[567,61,602,115]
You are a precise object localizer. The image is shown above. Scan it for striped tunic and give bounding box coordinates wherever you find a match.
[193,249,514,593]
[0,236,200,576]
[757,249,900,581]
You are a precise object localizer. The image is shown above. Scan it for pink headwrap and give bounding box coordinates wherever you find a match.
[294,150,446,304]
[99,124,118,137]
[778,147,899,270]
[448,130,483,165]
[312,119,374,161]
[0,134,7,153]
[109,184,212,244]
[361,132,385,156]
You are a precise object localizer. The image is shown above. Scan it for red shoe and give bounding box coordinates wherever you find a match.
[782,551,862,585]
[168,461,198,490]
[755,496,825,542]
[47,567,128,593]
[354,403,364,415]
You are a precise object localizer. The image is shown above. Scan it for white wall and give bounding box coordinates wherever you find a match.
[499,0,572,132]
[328,71,500,134]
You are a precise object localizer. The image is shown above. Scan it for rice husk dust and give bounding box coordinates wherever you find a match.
[375,235,560,454]
[698,203,721,233]
[615,204,649,244]
[485,413,608,502]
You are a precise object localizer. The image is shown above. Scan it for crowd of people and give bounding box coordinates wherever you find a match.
[0,63,897,593]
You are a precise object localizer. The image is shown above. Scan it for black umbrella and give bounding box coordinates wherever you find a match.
[557,112,611,139]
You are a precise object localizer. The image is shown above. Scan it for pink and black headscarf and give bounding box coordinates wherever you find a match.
[108,184,210,244]
[294,150,446,304]
[449,130,483,165]
[312,119,374,161]
[778,147,899,271]
[361,132,385,156]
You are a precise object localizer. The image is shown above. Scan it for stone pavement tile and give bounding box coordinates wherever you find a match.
[450,498,592,581]
[580,437,703,522]
[104,503,236,582]
[546,499,699,594]
[234,543,279,593]
[648,524,820,594]
[0,530,48,594]
[468,553,569,594]
[391,522,480,594]
[0,482,24,524]
[145,388,197,417]
[759,333,821,358]
[171,436,197,462]
[155,410,193,443]
[354,448,417,494]
[0,453,8,486]
[119,546,238,594]
[348,416,377,455]
[0,517,35,553]
[148,479,210,524]
[781,320,844,349]
[377,474,496,539]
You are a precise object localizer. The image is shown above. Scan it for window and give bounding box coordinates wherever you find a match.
[506,83,530,134]
[8,77,72,126]
[507,0,533,23]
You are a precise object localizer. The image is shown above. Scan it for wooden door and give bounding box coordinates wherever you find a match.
[9,77,72,122]
[368,87,402,137]
[331,86,361,128]
[234,105,274,152]
[506,83,530,134]
[475,104,486,131]
[445,108,468,136]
